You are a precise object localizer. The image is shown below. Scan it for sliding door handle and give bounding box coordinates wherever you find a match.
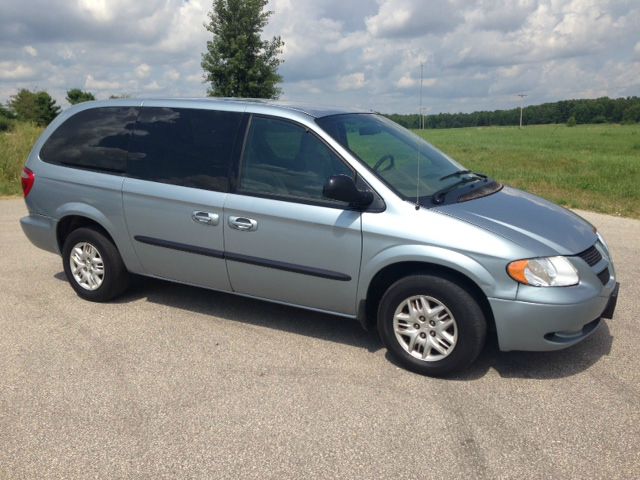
[192,211,219,226]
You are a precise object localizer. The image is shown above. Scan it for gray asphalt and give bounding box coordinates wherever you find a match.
[1,199,639,479]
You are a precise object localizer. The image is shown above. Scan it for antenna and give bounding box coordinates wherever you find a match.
[517,93,527,129]
[415,62,424,210]
[420,62,424,130]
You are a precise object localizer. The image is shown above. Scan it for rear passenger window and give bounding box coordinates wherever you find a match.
[40,107,137,173]
[128,107,243,192]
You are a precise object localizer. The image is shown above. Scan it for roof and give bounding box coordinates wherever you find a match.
[100,97,370,119]
[209,98,371,118]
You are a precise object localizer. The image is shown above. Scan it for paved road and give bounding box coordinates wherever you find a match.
[1,199,638,479]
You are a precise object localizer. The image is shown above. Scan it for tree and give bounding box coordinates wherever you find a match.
[8,89,60,126]
[0,104,15,119]
[201,0,284,99]
[66,88,96,105]
[0,104,15,132]
[622,104,640,124]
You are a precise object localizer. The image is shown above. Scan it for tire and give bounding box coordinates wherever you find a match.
[62,227,130,302]
[377,274,486,376]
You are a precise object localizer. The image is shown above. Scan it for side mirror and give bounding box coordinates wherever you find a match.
[323,175,374,208]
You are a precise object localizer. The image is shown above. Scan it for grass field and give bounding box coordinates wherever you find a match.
[0,122,42,197]
[417,124,640,218]
[1,122,639,218]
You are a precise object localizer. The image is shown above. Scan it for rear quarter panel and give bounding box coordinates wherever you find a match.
[25,155,142,273]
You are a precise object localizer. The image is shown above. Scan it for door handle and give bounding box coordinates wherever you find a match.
[228,216,258,232]
[192,211,219,226]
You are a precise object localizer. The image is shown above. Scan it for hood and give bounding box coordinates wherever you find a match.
[434,186,597,256]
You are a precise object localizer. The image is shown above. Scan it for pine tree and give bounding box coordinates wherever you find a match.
[201,0,284,99]
[9,89,60,126]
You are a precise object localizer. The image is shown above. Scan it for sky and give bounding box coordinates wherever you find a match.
[0,0,638,114]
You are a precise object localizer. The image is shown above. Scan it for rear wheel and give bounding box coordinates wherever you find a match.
[62,227,130,302]
[378,274,486,376]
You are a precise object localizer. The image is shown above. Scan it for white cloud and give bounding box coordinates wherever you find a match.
[135,63,151,79]
[77,0,113,22]
[365,0,461,38]
[143,80,162,91]
[498,66,522,78]
[396,75,416,89]
[0,62,36,80]
[58,46,75,60]
[337,72,366,91]
[23,45,38,57]
[186,73,203,84]
[164,69,181,81]
[157,0,209,53]
[84,74,122,90]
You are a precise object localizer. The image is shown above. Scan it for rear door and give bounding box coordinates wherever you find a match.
[223,115,363,316]
[122,105,244,291]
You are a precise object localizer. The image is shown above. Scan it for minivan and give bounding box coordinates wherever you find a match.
[20,98,619,376]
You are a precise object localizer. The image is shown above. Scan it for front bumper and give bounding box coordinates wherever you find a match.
[489,282,619,351]
[20,213,59,254]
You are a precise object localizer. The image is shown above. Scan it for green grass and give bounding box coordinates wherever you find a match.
[416,124,640,218]
[0,122,43,196]
[1,122,639,218]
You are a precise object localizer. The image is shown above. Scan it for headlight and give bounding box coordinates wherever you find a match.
[507,256,579,287]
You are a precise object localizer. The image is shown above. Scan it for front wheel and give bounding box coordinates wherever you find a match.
[378,274,486,376]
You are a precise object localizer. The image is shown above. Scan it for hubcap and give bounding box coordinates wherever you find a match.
[69,242,105,291]
[393,295,458,362]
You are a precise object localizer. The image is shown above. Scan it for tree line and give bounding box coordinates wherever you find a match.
[386,96,640,129]
[0,88,126,131]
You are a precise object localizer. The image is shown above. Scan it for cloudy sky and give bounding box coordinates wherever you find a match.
[0,0,638,114]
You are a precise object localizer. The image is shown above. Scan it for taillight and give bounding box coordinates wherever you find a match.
[21,167,35,198]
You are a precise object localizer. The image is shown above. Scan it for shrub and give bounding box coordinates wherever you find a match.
[566,116,577,127]
[0,117,13,132]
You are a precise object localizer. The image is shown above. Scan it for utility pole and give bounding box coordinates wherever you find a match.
[419,62,424,130]
[517,93,527,129]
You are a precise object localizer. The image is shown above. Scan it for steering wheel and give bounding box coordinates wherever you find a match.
[373,154,395,172]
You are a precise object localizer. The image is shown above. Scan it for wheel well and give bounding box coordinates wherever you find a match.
[56,216,116,253]
[364,261,496,333]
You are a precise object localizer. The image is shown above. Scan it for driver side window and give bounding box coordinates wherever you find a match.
[239,116,353,203]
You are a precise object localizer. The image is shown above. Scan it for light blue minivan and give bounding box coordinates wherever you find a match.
[20,99,619,375]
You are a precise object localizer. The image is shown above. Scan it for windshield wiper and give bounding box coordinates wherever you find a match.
[439,170,488,181]
[432,175,486,204]
[439,169,471,181]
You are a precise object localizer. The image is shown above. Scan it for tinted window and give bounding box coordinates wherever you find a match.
[128,107,243,192]
[40,107,137,173]
[239,116,353,202]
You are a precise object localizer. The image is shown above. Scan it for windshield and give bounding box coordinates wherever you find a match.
[316,113,468,201]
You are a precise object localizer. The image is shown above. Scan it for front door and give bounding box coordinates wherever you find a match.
[223,115,362,315]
